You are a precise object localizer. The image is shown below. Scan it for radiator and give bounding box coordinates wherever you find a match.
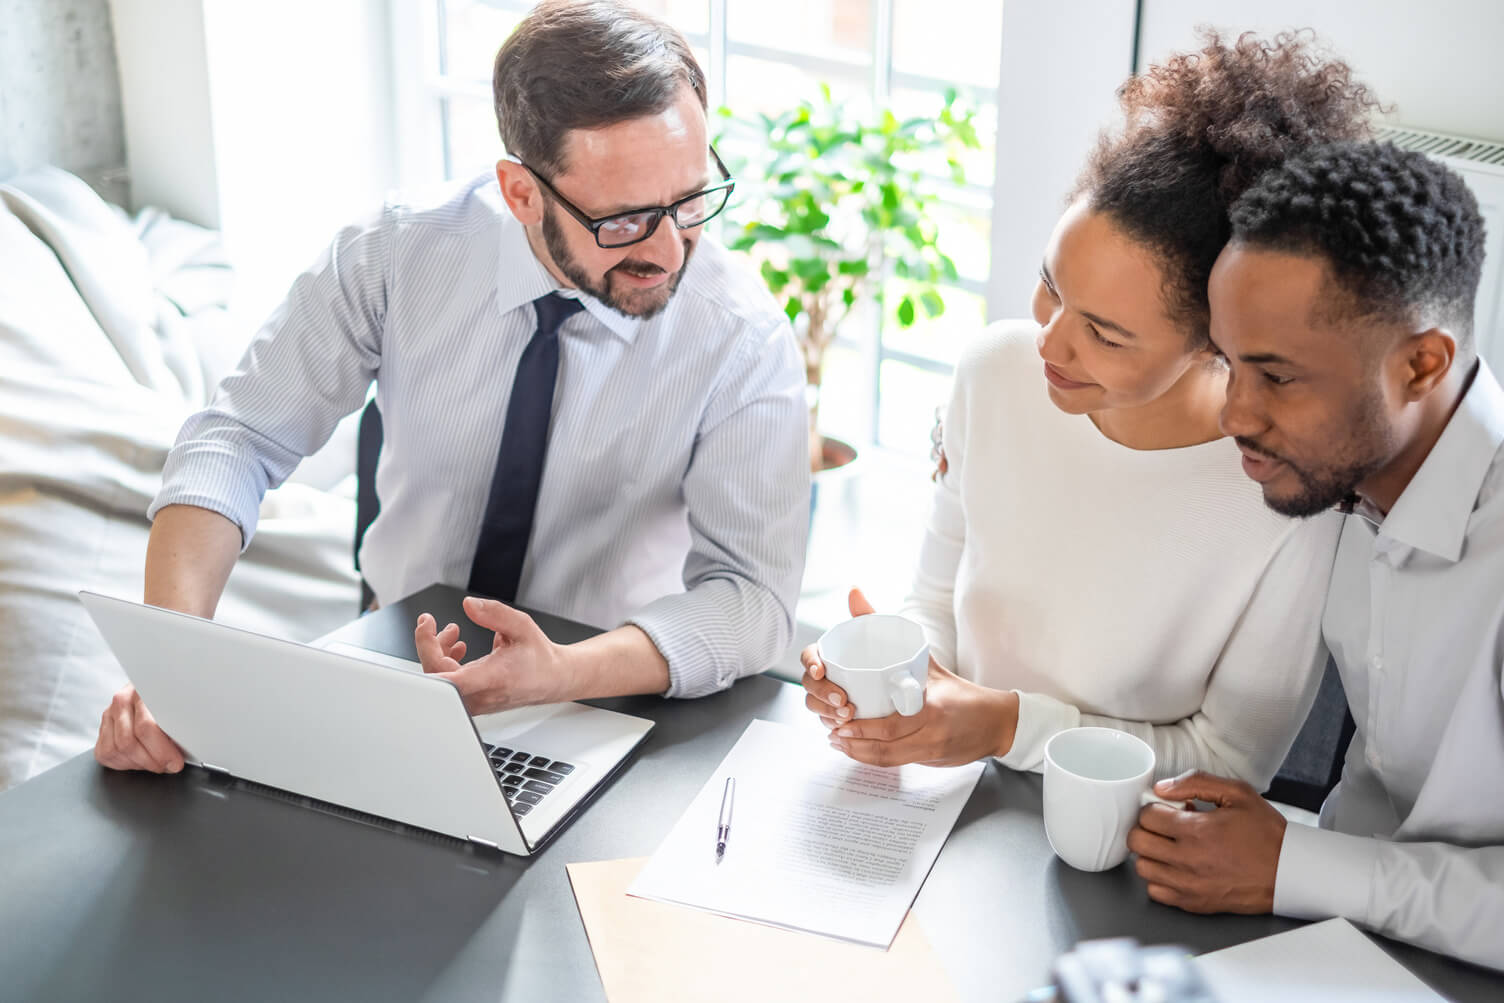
[1377,125,1504,376]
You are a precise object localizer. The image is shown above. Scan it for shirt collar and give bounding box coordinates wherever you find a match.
[1374,358,1504,562]
[494,197,642,343]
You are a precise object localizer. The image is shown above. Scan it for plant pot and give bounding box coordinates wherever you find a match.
[809,433,858,535]
[814,434,857,475]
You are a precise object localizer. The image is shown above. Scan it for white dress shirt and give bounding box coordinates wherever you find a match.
[1274,359,1504,971]
[151,173,810,698]
[904,322,1342,786]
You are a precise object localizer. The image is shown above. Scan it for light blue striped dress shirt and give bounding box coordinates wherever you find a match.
[151,173,810,698]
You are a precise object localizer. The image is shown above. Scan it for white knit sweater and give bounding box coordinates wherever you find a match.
[902,321,1343,786]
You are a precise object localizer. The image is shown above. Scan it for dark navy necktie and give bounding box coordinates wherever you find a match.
[468,292,585,601]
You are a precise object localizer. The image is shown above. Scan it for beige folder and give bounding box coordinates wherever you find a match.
[567,857,961,1003]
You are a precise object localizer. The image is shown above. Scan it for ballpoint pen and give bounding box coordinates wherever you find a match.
[715,776,735,862]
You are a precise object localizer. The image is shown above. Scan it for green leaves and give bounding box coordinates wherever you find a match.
[790,256,831,293]
[760,260,790,294]
[896,296,916,326]
[722,84,982,352]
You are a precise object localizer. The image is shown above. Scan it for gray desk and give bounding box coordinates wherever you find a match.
[1,595,1499,1002]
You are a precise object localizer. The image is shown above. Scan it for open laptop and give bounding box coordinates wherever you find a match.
[79,589,653,856]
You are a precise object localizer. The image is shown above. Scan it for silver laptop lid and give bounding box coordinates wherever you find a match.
[79,592,528,854]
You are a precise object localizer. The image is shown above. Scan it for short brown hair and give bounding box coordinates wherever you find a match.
[492,0,708,175]
[1074,30,1385,348]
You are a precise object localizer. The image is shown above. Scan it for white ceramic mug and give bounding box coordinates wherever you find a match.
[1042,727,1181,872]
[816,614,929,719]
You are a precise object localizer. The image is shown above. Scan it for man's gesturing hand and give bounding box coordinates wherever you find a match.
[414,596,575,714]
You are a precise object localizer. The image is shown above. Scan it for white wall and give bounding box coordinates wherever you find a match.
[109,0,219,226]
[110,0,400,324]
[985,0,1138,322]
[1138,0,1504,143]
[1463,167,1504,370]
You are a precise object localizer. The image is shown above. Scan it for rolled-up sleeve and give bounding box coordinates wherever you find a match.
[626,316,808,698]
[150,212,391,547]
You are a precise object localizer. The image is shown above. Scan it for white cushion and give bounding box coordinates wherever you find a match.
[0,175,361,791]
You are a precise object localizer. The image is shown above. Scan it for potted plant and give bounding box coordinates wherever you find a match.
[720,85,981,472]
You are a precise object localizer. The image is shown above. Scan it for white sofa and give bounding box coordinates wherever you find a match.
[0,168,362,791]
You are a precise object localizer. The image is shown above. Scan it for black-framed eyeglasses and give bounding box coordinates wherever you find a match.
[521,146,735,249]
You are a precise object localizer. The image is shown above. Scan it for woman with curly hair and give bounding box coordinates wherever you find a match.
[801,31,1385,786]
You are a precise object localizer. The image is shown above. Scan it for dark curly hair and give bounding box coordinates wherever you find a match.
[1074,29,1385,347]
[1229,141,1487,354]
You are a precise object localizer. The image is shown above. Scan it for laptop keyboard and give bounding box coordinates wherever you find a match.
[482,743,576,817]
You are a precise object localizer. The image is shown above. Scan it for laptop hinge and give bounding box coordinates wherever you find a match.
[466,835,501,852]
[199,762,232,777]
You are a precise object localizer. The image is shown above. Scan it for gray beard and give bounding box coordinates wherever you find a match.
[540,208,691,319]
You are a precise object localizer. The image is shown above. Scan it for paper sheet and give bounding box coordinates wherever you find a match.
[1194,918,1446,1002]
[628,718,984,948]
[569,857,960,1003]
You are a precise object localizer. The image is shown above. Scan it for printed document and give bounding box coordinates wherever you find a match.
[628,718,984,948]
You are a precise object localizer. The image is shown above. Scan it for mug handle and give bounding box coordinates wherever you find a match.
[1140,789,1190,810]
[890,674,924,716]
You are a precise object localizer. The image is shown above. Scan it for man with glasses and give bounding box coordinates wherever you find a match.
[94,0,808,773]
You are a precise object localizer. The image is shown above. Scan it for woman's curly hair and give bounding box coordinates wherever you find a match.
[1074,29,1387,346]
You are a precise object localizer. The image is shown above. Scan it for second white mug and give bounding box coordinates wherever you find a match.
[1042,727,1181,872]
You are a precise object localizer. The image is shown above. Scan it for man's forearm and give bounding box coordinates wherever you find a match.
[143,504,244,618]
[560,625,671,700]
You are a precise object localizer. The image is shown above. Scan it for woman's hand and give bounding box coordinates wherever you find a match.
[827,659,1019,768]
[800,588,876,727]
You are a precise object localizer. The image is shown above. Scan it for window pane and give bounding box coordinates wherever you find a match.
[442,1,525,84]
[443,2,707,84]
[882,284,986,367]
[445,94,504,179]
[926,202,991,285]
[877,359,952,455]
[812,341,867,446]
[891,0,1001,89]
[727,0,870,64]
[890,86,997,190]
[722,55,868,122]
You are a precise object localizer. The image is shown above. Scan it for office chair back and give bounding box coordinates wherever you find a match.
[1264,655,1356,813]
[355,399,383,612]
